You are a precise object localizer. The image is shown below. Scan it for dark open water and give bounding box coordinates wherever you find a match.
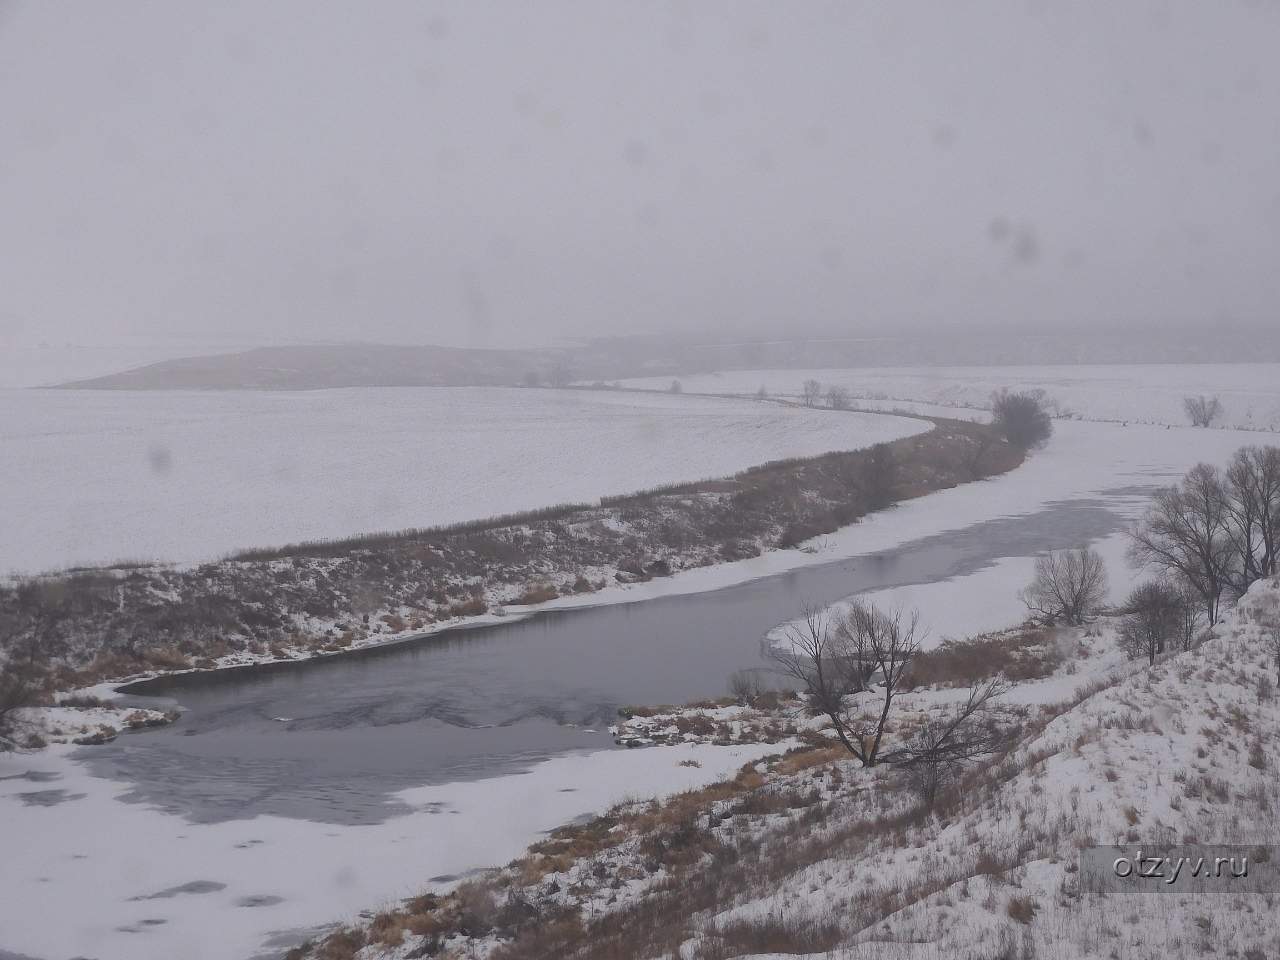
[83,495,1136,825]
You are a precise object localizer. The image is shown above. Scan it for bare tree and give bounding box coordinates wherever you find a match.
[668,379,682,394]
[825,385,851,410]
[1129,463,1236,624]
[1223,445,1280,590]
[755,385,768,400]
[801,379,822,408]
[772,601,921,766]
[1183,394,1223,428]
[1116,580,1182,665]
[990,389,1053,450]
[1018,547,1108,626]
[887,676,1010,806]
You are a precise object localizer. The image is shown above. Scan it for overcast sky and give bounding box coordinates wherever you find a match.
[2,1,1278,352]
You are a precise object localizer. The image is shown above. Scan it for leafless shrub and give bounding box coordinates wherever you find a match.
[58,693,108,708]
[514,582,559,605]
[1019,547,1108,626]
[825,385,851,410]
[1116,580,1187,665]
[801,378,822,407]
[1006,894,1039,924]
[991,389,1053,450]
[727,668,773,704]
[1184,394,1223,427]
[889,676,1011,806]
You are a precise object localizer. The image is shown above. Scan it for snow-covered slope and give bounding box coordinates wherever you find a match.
[715,577,1280,960]
[1,387,924,573]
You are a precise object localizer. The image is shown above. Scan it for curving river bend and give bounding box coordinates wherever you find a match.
[95,498,1127,825]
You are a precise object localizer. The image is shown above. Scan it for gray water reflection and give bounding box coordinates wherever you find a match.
[91,499,1125,824]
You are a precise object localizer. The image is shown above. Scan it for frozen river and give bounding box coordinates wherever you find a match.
[107,495,1124,825]
[3,416,1276,960]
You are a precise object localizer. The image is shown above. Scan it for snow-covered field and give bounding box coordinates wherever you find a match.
[739,416,1273,648]
[625,363,1280,431]
[0,387,924,574]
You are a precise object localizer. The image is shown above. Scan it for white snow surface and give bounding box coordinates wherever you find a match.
[625,363,1280,431]
[731,416,1272,648]
[0,739,781,960]
[0,387,924,574]
[715,577,1280,960]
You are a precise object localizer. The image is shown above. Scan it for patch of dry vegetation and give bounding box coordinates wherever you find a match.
[902,625,1073,689]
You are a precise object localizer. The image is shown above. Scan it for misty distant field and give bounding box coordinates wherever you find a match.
[625,364,1280,431]
[1,387,924,574]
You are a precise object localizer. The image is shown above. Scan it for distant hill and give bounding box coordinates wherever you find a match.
[52,326,1280,391]
[55,343,571,391]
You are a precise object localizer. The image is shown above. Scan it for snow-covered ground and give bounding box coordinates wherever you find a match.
[286,580,1280,960]
[0,736,781,960]
[2,415,1270,960]
[0,387,924,574]
[728,416,1269,648]
[624,364,1280,431]
[7,366,1280,960]
[712,577,1280,960]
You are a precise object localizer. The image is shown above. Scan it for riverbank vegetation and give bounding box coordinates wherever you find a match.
[0,416,1023,724]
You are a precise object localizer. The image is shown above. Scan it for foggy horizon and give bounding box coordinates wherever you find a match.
[3,1,1279,355]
